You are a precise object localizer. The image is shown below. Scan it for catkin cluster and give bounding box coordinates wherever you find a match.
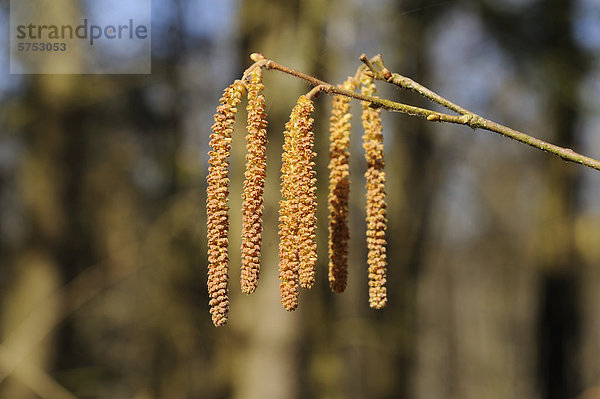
[206,56,391,326]
[361,73,388,309]
[279,95,317,311]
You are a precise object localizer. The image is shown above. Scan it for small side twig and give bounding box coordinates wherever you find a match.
[306,85,328,99]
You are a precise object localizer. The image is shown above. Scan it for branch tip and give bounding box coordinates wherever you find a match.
[382,67,392,80]
[359,55,378,74]
[250,53,266,62]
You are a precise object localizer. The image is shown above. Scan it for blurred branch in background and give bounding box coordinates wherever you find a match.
[0,188,204,397]
[0,344,77,399]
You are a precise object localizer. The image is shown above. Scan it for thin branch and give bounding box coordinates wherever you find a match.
[0,190,202,385]
[361,55,600,171]
[0,346,78,399]
[358,54,381,79]
[263,59,449,115]
[388,73,470,115]
[257,55,600,172]
[360,53,470,115]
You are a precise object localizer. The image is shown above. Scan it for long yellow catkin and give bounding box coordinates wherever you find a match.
[328,78,355,294]
[206,81,245,327]
[241,68,268,294]
[297,99,318,290]
[361,73,388,309]
[279,95,317,311]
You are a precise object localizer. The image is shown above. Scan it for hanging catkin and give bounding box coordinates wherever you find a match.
[361,73,388,309]
[206,80,245,326]
[328,78,355,294]
[240,68,268,294]
[279,95,317,311]
[297,99,318,290]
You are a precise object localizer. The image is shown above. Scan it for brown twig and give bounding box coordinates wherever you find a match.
[254,54,600,172]
[359,54,600,171]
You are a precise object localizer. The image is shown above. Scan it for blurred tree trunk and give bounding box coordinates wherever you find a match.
[533,32,584,399]
[231,2,329,399]
[414,1,589,398]
[0,1,83,397]
[390,2,442,398]
[478,0,587,397]
[2,73,81,399]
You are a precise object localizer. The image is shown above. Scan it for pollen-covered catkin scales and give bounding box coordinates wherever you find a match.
[279,104,302,311]
[206,81,245,327]
[361,73,388,309]
[279,95,317,310]
[240,68,267,294]
[297,99,318,290]
[328,78,355,294]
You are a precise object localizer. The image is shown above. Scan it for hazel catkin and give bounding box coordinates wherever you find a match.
[361,73,388,310]
[279,95,317,311]
[328,78,355,294]
[206,80,245,326]
[240,68,268,294]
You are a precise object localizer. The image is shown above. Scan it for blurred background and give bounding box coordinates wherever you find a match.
[1,0,600,398]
